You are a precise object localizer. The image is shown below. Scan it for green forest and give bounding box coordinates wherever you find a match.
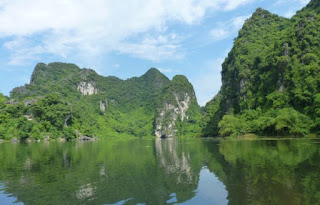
[201,1,320,138]
[0,63,201,140]
[1,0,320,140]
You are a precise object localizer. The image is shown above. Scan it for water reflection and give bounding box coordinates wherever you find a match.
[179,167,228,205]
[205,139,320,205]
[0,183,23,205]
[156,138,194,185]
[0,138,319,204]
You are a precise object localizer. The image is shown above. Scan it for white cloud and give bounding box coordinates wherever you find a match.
[209,15,250,42]
[117,34,185,61]
[209,29,230,41]
[203,14,249,103]
[274,0,310,6]
[231,15,250,30]
[223,0,254,11]
[3,37,45,65]
[112,64,120,68]
[273,0,310,18]
[0,0,255,64]
[284,11,296,18]
[158,68,180,73]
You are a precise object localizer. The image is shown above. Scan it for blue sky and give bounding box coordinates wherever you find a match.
[0,0,310,105]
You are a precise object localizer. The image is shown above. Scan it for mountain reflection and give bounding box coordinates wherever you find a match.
[0,139,206,205]
[155,138,194,183]
[0,138,319,205]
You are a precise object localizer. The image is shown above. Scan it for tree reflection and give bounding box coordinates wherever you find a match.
[0,139,319,205]
[204,139,320,205]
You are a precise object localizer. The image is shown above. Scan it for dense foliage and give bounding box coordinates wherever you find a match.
[157,75,201,137]
[202,0,320,137]
[2,1,320,140]
[218,108,313,137]
[0,93,73,140]
[1,63,200,140]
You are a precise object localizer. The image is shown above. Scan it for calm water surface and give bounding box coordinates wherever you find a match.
[0,138,319,205]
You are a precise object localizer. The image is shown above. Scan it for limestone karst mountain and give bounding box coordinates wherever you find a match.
[202,0,320,137]
[2,62,200,139]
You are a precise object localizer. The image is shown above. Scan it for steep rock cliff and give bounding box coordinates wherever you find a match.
[155,76,200,138]
[203,0,320,136]
[8,63,200,138]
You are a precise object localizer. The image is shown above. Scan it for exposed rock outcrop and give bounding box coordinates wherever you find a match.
[64,114,72,127]
[26,138,36,143]
[24,114,33,121]
[155,93,191,138]
[99,99,108,112]
[43,136,50,142]
[76,134,98,141]
[24,98,38,106]
[283,43,289,56]
[202,0,320,136]
[10,138,19,143]
[9,63,201,139]
[77,82,98,96]
[155,75,199,138]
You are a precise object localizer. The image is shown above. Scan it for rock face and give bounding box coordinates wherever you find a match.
[155,76,200,138]
[75,130,97,141]
[202,0,320,136]
[77,82,98,95]
[99,99,107,112]
[76,136,97,141]
[10,138,19,143]
[9,63,201,138]
[155,93,191,138]
[24,99,38,106]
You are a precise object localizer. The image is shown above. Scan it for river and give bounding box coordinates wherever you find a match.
[0,138,319,204]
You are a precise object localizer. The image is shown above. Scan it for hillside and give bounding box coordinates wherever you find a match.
[0,63,200,140]
[202,0,320,137]
[2,1,320,140]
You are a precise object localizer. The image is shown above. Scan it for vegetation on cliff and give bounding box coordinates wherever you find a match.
[202,0,320,137]
[1,1,320,140]
[0,63,200,140]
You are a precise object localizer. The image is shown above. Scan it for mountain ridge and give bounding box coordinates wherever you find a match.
[202,1,320,137]
[1,62,201,140]
[1,1,320,140]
